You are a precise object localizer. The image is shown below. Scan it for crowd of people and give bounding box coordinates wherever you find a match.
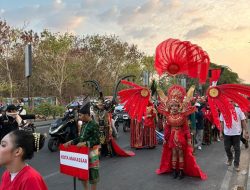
[187,96,249,153]
[0,88,250,189]
[0,37,250,190]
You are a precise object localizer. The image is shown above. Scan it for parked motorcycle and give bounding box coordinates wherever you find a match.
[48,108,78,152]
[113,104,130,132]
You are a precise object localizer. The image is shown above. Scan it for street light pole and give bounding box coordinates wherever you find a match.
[25,44,32,107]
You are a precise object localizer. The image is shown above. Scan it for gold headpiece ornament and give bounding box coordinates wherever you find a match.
[167,85,186,105]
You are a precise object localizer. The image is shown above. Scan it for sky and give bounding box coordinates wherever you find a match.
[1,0,250,83]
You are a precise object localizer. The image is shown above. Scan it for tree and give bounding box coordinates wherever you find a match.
[209,63,242,84]
[75,35,143,95]
[35,30,75,102]
[0,20,22,100]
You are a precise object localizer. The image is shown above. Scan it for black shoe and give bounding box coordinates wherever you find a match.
[179,170,184,180]
[173,169,178,179]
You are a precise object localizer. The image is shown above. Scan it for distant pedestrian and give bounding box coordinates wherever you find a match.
[195,103,204,150]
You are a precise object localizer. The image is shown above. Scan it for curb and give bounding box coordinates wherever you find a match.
[220,143,250,190]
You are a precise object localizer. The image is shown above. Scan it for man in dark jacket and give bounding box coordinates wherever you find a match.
[195,102,204,150]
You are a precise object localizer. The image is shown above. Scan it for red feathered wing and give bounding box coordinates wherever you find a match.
[154,38,210,84]
[207,84,250,129]
[118,80,150,122]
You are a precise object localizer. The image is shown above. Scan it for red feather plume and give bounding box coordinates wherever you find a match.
[207,97,221,130]
[118,80,150,122]
[154,38,210,83]
[207,84,250,129]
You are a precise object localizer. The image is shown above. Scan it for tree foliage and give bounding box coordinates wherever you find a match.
[0,19,244,104]
[0,20,144,103]
[209,63,242,84]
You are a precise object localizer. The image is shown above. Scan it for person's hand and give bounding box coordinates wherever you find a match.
[76,142,87,147]
[6,111,18,118]
[243,130,249,140]
[64,141,72,148]
[163,140,167,144]
[219,132,223,140]
[187,139,192,147]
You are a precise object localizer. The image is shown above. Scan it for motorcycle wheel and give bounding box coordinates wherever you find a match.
[48,137,60,152]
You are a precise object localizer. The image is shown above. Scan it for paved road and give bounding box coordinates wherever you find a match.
[0,122,249,190]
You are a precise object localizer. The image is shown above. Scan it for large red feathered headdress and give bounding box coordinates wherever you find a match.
[154,38,210,84]
[206,84,250,129]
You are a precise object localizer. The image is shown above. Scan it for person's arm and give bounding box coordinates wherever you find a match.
[184,121,192,146]
[238,108,249,139]
[219,113,224,139]
[220,121,224,139]
[163,124,170,144]
[241,119,249,139]
[76,121,100,147]
[88,123,100,147]
[15,114,25,127]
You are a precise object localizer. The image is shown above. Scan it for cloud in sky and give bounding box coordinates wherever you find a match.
[185,25,213,39]
[1,0,250,82]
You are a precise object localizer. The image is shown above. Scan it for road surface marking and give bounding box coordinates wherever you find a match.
[43,171,60,180]
[220,166,233,190]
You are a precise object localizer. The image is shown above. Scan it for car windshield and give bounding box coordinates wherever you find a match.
[115,104,124,111]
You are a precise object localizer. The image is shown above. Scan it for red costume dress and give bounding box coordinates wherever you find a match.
[156,111,207,180]
[143,105,157,148]
[119,38,212,180]
[130,104,157,149]
[0,165,48,190]
[130,119,144,148]
[155,85,207,180]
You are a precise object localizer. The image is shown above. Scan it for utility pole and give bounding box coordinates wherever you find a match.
[25,44,32,107]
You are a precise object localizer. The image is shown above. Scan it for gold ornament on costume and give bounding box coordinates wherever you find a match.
[33,133,40,152]
[209,87,219,98]
[141,89,149,97]
[166,85,186,107]
[100,134,105,144]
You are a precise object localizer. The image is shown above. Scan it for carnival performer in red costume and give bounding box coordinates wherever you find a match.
[143,102,157,148]
[156,85,207,180]
[119,81,157,149]
[119,38,210,179]
[130,101,157,149]
[130,119,143,148]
